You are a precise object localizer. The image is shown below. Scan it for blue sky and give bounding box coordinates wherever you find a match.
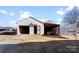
[0,6,75,27]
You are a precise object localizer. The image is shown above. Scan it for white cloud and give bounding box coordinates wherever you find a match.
[38,18,48,22]
[65,6,79,11]
[57,18,63,24]
[0,10,15,16]
[56,8,65,15]
[56,10,64,15]
[19,11,32,20]
[9,12,14,16]
[0,10,8,14]
[8,20,17,27]
[56,6,78,15]
[19,11,24,13]
[65,6,74,11]
[58,18,62,22]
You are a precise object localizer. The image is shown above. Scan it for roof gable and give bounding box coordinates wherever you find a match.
[29,16,44,24]
[17,16,44,24]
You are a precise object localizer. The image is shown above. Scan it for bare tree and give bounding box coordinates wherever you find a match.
[63,7,79,24]
[62,6,79,39]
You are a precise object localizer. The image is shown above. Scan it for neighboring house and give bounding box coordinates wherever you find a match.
[60,23,79,36]
[17,16,60,35]
[0,27,17,35]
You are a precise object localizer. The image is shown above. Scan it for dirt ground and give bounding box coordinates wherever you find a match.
[0,34,79,42]
[0,34,79,53]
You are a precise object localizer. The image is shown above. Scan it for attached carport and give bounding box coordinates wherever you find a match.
[44,23,60,35]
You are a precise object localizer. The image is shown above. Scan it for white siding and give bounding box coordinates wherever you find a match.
[60,24,77,36]
[17,17,43,26]
[17,17,44,35]
[30,26,34,34]
[17,25,21,34]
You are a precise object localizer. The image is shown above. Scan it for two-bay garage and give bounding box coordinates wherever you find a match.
[19,25,37,34]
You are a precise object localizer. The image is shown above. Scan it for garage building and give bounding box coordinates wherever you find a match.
[17,16,60,35]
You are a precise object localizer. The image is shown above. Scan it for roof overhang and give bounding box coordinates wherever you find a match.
[44,23,60,27]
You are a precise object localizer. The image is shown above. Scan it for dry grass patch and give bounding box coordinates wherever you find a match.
[20,35,70,43]
[0,34,79,43]
[0,35,14,41]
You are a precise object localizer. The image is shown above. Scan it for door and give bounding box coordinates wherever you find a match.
[34,26,37,34]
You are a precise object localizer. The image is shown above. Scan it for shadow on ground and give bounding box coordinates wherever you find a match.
[0,40,79,53]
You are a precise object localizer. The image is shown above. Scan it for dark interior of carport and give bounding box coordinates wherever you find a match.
[44,23,60,35]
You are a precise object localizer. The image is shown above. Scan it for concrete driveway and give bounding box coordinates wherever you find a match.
[0,40,21,44]
[0,40,22,53]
